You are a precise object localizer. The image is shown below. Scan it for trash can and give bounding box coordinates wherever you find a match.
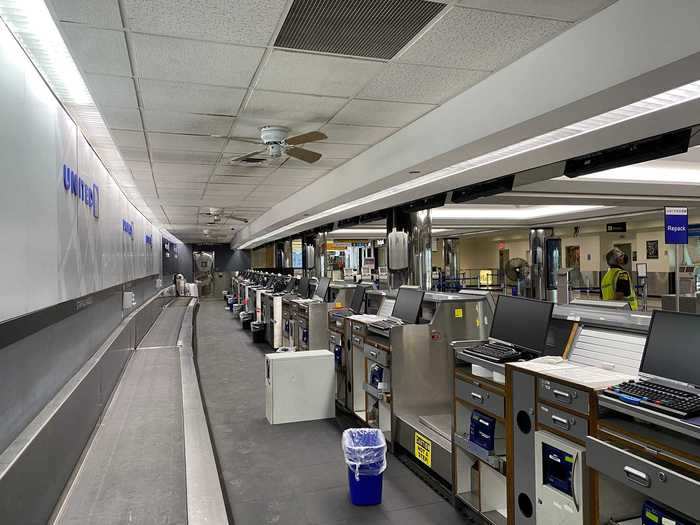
[240,312,252,329]
[251,321,265,343]
[342,428,386,506]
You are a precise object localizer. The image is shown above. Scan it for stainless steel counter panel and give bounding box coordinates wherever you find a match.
[553,304,650,333]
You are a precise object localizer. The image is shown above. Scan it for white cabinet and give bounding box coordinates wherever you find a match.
[265,350,335,424]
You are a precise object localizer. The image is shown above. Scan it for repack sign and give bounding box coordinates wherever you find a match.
[665,206,688,244]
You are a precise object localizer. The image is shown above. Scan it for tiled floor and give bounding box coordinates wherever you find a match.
[196,299,469,525]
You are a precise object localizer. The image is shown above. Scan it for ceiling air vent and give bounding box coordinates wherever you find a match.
[275,0,446,60]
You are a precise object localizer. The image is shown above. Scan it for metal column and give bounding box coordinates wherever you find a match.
[314,232,327,279]
[386,208,432,290]
[443,238,460,289]
[282,240,292,269]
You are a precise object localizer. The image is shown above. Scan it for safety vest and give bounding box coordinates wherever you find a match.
[601,267,638,311]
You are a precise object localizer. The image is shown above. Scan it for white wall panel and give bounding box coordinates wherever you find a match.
[0,22,176,322]
[0,24,61,320]
[76,135,103,295]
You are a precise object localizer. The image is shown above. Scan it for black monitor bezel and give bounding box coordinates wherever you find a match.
[391,286,425,324]
[490,295,554,356]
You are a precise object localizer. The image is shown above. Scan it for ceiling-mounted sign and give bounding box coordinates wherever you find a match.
[606,222,626,233]
[665,207,688,244]
[62,164,99,218]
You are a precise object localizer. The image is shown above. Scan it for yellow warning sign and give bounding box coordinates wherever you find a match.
[454,308,463,318]
[414,432,432,467]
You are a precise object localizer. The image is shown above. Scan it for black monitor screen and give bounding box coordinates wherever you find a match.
[640,310,700,386]
[298,277,309,298]
[284,278,295,293]
[350,286,366,313]
[314,277,330,300]
[489,296,553,354]
[391,287,425,324]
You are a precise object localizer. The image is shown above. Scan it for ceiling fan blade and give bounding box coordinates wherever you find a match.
[286,146,322,164]
[286,131,327,146]
[225,215,249,223]
[230,150,267,163]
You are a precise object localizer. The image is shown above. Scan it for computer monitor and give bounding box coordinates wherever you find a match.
[489,296,554,355]
[314,277,330,300]
[350,286,366,313]
[640,310,700,386]
[298,276,310,298]
[283,277,295,293]
[391,287,425,324]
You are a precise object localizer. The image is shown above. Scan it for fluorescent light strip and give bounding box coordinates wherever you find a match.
[239,78,700,249]
[431,205,606,220]
[560,164,700,184]
[0,0,159,225]
[329,228,450,236]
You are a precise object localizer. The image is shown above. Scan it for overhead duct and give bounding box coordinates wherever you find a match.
[451,175,515,203]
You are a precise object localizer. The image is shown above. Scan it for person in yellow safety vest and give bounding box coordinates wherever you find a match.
[601,247,638,311]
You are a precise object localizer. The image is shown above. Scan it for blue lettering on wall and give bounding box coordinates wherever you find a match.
[145,234,153,246]
[62,164,99,218]
[122,219,134,237]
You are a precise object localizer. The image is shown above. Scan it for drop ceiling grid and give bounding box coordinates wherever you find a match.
[49,0,600,242]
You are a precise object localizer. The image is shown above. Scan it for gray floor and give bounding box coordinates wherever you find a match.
[196,298,468,525]
[54,299,190,525]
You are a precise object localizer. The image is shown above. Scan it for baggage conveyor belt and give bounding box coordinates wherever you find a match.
[52,297,207,525]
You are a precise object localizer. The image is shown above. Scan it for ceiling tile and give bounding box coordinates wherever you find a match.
[111,130,146,148]
[210,175,264,185]
[223,139,261,155]
[242,91,347,127]
[256,50,383,97]
[206,183,257,195]
[283,157,348,170]
[214,165,276,177]
[102,107,142,130]
[130,33,264,87]
[151,149,221,164]
[119,147,149,162]
[301,142,367,159]
[272,168,330,181]
[331,99,434,127]
[122,0,287,46]
[52,0,123,28]
[138,79,245,115]
[359,63,489,104]
[158,182,207,191]
[61,24,132,76]
[456,0,616,22]
[147,133,227,153]
[319,124,398,145]
[142,110,234,135]
[152,163,213,178]
[163,205,199,215]
[85,73,138,108]
[398,8,571,70]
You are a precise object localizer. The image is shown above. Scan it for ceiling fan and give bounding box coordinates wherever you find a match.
[199,209,249,224]
[229,126,327,164]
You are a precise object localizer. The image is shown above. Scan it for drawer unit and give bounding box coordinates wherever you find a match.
[538,378,589,415]
[351,334,363,348]
[328,330,342,347]
[456,379,504,419]
[537,403,588,442]
[586,436,700,520]
[351,322,368,337]
[364,344,390,366]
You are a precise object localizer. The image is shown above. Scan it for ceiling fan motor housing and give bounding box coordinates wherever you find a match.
[260,126,289,158]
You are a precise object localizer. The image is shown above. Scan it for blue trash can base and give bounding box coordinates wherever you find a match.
[347,468,383,506]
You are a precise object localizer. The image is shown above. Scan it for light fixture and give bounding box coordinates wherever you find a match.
[558,162,700,185]
[238,78,700,249]
[431,205,606,220]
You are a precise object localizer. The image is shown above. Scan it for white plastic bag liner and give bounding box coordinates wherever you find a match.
[342,428,387,481]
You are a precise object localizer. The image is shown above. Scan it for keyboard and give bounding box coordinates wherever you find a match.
[370,319,403,330]
[465,343,521,363]
[604,380,700,419]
